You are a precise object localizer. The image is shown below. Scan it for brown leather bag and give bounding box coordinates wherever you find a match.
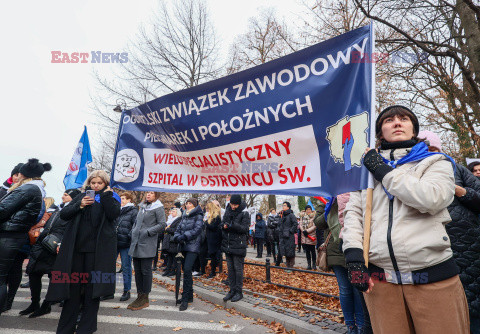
[316,231,332,271]
[28,212,52,245]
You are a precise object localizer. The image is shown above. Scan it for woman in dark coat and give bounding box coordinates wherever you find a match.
[162,208,182,277]
[0,159,50,315]
[266,209,279,259]
[127,191,166,311]
[276,202,297,269]
[173,198,204,311]
[20,189,80,318]
[254,213,266,258]
[45,170,120,334]
[221,195,250,303]
[419,130,480,333]
[113,191,138,302]
[205,201,222,278]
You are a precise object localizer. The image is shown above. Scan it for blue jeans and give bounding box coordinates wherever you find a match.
[118,247,132,292]
[332,265,364,328]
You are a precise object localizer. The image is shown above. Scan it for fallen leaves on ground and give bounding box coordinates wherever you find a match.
[172,327,182,331]
[151,259,342,330]
[193,259,342,320]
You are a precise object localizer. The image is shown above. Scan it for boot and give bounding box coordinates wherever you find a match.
[347,325,358,334]
[28,301,51,318]
[162,269,170,277]
[176,297,193,304]
[20,281,30,289]
[166,270,176,277]
[19,302,40,315]
[207,271,216,279]
[231,291,243,302]
[179,300,188,311]
[127,293,143,310]
[312,265,317,271]
[223,290,235,302]
[120,291,131,302]
[130,293,149,311]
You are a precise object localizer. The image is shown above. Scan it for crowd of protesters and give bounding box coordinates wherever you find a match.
[1,105,480,333]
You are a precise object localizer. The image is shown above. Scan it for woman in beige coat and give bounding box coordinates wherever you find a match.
[342,105,469,333]
[299,205,316,270]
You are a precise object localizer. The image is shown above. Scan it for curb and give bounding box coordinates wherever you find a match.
[153,272,339,334]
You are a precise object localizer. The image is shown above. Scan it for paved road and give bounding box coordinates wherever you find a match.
[0,273,270,334]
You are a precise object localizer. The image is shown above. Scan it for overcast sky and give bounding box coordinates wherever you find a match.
[0,0,305,203]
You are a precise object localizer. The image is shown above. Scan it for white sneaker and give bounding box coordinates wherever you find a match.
[192,271,201,277]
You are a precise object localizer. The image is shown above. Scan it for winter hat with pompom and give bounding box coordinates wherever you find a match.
[417,130,442,152]
[19,158,52,178]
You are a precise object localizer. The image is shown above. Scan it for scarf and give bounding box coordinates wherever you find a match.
[381,141,456,200]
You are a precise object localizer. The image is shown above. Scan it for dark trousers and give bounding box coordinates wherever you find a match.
[304,244,316,268]
[225,254,245,293]
[132,257,153,294]
[297,230,302,251]
[276,255,295,268]
[209,250,221,274]
[265,240,272,255]
[30,272,51,304]
[255,238,264,257]
[57,252,100,334]
[0,237,27,311]
[153,238,162,268]
[165,253,176,273]
[270,241,278,259]
[117,247,132,292]
[181,252,197,301]
[7,249,28,305]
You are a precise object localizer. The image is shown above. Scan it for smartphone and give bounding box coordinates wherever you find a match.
[86,190,95,198]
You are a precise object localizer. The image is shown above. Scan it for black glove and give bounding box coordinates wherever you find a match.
[363,149,393,182]
[346,262,370,292]
[302,230,309,237]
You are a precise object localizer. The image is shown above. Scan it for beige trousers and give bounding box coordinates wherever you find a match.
[364,275,470,333]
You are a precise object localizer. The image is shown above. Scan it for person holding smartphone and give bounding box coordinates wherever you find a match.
[45,170,120,334]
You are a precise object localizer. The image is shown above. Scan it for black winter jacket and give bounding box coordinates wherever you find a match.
[254,213,266,239]
[173,206,204,253]
[221,202,250,256]
[278,209,297,258]
[26,209,68,275]
[206,214,222,255]
[447,164,480,318]
[45,190,120,301]
[116,205,138,249]
[0,179,10,200]
[266,214,280,242]
[164,217,182,254]
[0,183,43,234]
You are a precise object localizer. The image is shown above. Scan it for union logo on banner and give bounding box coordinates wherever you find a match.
[326,111,369,172]
[68,161,79,172]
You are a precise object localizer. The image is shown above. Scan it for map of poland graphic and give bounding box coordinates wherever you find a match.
[326,111,369,171]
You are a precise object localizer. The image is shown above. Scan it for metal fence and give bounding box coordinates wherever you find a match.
[224,258,339,299]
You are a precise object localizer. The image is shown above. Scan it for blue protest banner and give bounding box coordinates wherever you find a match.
[111,24,375,197]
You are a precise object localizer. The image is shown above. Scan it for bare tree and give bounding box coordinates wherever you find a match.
[353,0,480,159]
[226,9,296,74]
[90,0,220,185]
[226,9,300,207]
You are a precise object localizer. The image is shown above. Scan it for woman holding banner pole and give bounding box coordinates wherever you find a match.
[342,105,470,333]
